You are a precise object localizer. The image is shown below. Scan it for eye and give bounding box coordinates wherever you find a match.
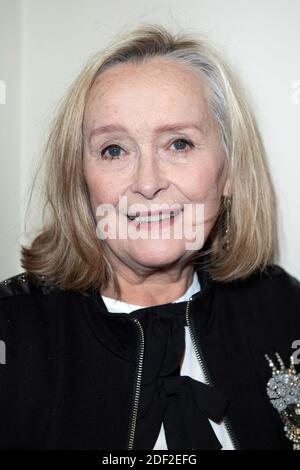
[100,144,124,160]
[170,138,194,153]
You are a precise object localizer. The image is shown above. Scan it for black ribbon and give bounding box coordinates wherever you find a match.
[129,304,230,450]
[162,375,230,449]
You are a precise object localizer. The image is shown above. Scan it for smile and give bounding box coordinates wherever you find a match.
[127,209,182,226]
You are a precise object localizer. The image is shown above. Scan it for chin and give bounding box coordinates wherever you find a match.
[129,240,186,267]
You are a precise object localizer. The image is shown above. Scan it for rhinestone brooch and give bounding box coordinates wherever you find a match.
[265,352,300,450]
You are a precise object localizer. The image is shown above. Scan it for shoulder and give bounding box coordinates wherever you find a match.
[0,272,69,325]
[223,263,300,313]
[0,271,60,300]
[256,264,300,287]
[0,271,91,319]
[222,263,300,298]
[0,272,88,346]
[216,264,300,348]
[213,263,300,327]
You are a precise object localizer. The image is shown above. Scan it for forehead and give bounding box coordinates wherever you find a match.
[84,58,210,129]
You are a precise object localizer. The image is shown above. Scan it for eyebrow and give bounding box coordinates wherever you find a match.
[89,122,208,139]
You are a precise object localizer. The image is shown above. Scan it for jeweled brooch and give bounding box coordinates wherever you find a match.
[265,352,300,450]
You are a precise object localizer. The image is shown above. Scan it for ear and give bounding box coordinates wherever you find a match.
[222,178,232,197]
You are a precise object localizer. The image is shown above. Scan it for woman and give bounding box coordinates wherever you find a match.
[0,24,300,450]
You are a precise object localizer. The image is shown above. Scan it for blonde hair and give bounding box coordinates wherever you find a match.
[21,23,278,296]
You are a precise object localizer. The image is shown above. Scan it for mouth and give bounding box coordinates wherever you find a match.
[127,208,182,227]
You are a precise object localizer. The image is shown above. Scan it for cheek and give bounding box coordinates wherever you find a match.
[184,164,223,201]
[84,168,119,211]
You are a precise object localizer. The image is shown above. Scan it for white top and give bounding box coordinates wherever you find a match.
[101,272,234,450]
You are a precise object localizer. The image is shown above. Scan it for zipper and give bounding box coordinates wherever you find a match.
[185,298,240,450]
[125,297,240,450]
[126,318,145,450]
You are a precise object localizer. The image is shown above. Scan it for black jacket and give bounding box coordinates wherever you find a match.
[0,264,300,450]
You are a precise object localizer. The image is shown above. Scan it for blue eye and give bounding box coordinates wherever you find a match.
[100,144,123,160]
[171,138,194,153]
[100,138,194,160]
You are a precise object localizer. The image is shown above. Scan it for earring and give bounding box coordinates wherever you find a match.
[222,196,232,251]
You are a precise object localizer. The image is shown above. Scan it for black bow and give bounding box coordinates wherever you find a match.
[162,375,230,449]
[128,304,231,450]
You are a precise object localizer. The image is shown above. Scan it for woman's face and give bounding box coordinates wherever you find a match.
[83,57,230,274]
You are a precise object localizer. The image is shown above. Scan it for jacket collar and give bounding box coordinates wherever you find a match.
[89,262,214,320]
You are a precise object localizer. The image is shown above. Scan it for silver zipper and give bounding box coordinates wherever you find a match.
[126,298,240,450]
[127,318,145,450]
[185,298,240,450]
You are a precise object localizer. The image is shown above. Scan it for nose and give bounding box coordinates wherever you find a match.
[130,150,169,199]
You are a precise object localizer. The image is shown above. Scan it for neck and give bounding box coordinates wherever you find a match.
[101,265,195,307]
